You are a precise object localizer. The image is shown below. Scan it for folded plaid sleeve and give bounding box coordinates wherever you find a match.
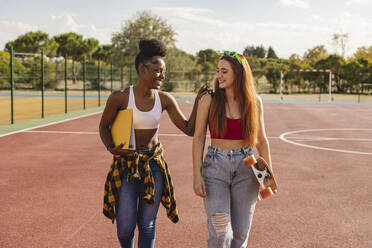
[103,143,179,224]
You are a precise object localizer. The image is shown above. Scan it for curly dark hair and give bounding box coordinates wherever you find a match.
[135,38,167,71]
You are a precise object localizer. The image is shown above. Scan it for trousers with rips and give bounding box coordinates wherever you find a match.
[202,145,259,248]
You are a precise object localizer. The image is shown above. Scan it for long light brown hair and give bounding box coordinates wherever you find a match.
[209,54,259,146]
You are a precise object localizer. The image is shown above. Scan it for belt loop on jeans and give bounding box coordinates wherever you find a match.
[213,147,217,156]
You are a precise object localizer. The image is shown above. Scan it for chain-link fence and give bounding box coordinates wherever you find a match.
[0,49,217,124]
[3,49,372,125]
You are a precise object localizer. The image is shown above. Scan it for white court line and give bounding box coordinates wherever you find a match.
[22,130,280,140]
[280,128,372,156]
[58,210,100,248]
[23,130,190,136]
[287,136,372,142]
[0,111,103,138]
[25,130,99,135]
[24,130,191,136]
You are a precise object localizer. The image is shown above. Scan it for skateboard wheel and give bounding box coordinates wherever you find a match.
[260,187,274,200]
[243,155,256,168]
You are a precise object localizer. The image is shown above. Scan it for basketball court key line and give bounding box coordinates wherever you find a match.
[280,128,372,156]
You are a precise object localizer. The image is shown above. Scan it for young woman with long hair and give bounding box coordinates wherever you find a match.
[99,38,209,248]
[192,51,273,248]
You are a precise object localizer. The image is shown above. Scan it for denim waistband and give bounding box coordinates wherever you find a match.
[207,145,252,156]
[135,143,159,155]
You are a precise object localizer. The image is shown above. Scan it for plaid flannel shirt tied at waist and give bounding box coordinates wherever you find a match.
[103,143,179,224]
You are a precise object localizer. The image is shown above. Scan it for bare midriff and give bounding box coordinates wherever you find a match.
[211,138,250,150]
[134,129,159,150]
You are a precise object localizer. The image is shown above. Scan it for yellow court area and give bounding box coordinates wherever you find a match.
[0,92,110,125]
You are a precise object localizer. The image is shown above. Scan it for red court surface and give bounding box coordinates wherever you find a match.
[1,101,371,248]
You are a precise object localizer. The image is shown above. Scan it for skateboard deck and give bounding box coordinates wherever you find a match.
[243,155,278,201]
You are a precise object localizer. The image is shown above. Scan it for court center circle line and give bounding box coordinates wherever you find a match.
[279,128,372,156]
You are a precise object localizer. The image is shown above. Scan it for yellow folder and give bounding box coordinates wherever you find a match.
[111,109,136,150]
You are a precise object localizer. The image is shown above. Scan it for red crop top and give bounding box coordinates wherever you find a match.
[209,117,244,140]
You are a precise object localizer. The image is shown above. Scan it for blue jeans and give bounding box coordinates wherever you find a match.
[116,152,164,248]
[201,146,259,248]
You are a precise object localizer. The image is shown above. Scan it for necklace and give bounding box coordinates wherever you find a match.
[226,100,239,119]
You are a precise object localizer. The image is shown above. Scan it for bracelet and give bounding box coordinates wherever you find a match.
[106,143,115,150]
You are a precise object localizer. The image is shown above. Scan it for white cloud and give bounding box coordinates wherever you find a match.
[152,7,334,58]
[0,13,114,50]
[157,7,213,15]
[47,12,80,33]
[347,0,371,4]
[2,5,372,59]
[153,8,236,54]
[0,20,40,49]
[154,7,226,28]
[279,0,310,9]
[152,6,372,58]
[326,12,372,56]
[46,13,113,44]
[310,15,322,21]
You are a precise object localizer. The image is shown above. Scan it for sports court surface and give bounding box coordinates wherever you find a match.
[0,100,371,247]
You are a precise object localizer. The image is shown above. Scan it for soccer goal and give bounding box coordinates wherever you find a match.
[280,69,335,102]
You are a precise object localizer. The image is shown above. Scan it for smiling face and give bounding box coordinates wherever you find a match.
[216,59,235,89]
[140,57,166,89]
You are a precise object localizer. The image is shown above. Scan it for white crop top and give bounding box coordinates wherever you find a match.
[127,86,162,129]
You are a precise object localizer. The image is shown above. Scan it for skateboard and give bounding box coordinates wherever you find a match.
[243,155,278,201]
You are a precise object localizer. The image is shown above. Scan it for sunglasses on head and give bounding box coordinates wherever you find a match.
[223,51,242,65]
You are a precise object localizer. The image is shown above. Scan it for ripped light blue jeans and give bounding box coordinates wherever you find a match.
[201,146,259,248]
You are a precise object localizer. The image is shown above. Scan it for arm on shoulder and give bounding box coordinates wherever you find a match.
[159,91,194,136]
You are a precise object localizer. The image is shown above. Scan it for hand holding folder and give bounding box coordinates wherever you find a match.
[111,109,136,150]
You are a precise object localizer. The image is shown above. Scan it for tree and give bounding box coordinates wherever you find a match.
[5,31,57,57]
[54,32,99,83]
[286,57,312,92]
[303,45,328,66]
[243,45,266,58]
[289,53,301,60]
[267,46,278,59]
[353,46,372,62]
[342,58,370,93]
[196,49,220,65]
[342,60,363,93]
[264,61,282,93]
[194,49,219,90]
[111,11,176,67]
[162,47,197,92]
[315,55,345,93]
[92,44,114,64]
[82,38,100,60]
[0,51,28,88]
[332,33,349,58]
[53,32,98,60]
[165,47,196,70]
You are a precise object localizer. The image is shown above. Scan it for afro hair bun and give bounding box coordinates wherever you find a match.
[139,38,167,57]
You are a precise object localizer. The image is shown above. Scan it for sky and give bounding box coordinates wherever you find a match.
[1,0,372,58]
